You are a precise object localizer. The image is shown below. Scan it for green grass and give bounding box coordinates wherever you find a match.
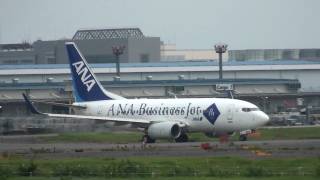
[256,127,320,140]
[2,127,320,179]
[40,126,320,143]
[0,156,320,178]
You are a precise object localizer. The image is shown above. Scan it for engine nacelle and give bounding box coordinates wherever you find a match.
[148,122,181,139]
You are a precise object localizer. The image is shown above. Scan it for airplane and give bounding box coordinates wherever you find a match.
[23,42,270,143]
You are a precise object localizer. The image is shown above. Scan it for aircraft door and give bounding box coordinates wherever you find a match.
[227,104,235,122]
[97,105,103,115]
[227,104,236,130]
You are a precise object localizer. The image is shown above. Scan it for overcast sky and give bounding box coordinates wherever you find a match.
[0,0,319,49]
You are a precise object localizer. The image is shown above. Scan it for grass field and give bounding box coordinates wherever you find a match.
[40,126,320,143]
[2,126,318,179]
[0,156,319,179]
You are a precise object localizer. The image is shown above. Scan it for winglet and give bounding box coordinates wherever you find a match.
[22,93,42,114]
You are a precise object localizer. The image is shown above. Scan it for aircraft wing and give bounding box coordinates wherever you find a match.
[22,93,150,126]
[41,113,150,124]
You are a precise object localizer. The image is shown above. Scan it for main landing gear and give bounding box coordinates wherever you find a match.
[142,128,156,144]
[239,134,247,141]
[142,135,156,144]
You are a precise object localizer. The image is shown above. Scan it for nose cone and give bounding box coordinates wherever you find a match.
[259,112,270,125]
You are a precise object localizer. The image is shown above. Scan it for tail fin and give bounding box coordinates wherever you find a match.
[65,42,125,102]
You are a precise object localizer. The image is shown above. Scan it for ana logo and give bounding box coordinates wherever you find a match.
[72,61,96,92]
[203,103,220,125]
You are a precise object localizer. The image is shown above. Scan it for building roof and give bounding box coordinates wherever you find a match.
[72,28,145,40]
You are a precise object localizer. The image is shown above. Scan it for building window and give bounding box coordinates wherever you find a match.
[167,86,185,95]
[3,60,18,64]
[52,105,69,114]
[86,55,115,63]
[47,57,56,64]
[20,59,34,64]
[140,54,149,63]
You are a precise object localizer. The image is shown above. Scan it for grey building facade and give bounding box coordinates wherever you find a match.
[0,28,161,65]
[229,49,320,61]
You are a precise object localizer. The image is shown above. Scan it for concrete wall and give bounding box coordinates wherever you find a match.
[75,39,129,63]
[33,38,161,64]
[0,50,35,65]
[229,49,320,61]
[160,43,228,61]
[128,37,161,63]
[0,37,161,65]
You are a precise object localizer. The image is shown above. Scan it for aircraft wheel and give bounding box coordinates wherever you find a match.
[239,135,247,141]
[175,133,189,143]
[142,135,155,143]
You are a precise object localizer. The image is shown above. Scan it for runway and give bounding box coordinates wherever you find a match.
[1,134,320,159]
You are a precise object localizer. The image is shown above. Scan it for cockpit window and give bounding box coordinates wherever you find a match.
[242,107,259,112]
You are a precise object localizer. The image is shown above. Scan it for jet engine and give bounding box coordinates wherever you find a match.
[148,122,181,139]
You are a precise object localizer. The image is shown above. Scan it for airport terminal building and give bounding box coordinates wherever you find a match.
[0,60,319,111]
[0,28,320,133]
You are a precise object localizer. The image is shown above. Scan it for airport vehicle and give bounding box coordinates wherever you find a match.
[23,42,269,143]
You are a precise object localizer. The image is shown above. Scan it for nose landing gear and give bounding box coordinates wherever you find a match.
[239,134,247,141]
[239,129,257,141]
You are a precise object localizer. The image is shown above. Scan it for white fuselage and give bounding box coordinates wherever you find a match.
[75,98,269,134]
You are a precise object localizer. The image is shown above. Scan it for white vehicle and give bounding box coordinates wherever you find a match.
[23,42,269,143]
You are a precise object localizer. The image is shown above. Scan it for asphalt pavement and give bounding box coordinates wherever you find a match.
[1,134,319,159]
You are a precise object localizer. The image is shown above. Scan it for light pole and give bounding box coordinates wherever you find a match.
[214,43,228,80]
[112,45,125,77]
